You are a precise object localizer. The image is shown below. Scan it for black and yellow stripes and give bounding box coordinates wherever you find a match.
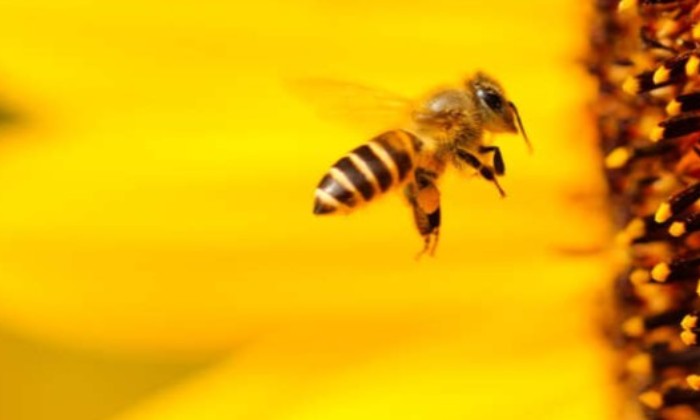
[313,130,420,215]
[352,145,393,192]
[334,156,374,200]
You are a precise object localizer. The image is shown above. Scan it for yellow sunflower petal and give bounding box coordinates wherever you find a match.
[115,320,613,420]
[0,1,616,419]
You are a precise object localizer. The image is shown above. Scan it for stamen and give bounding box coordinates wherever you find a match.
[618,0,637,11]
[605,147,632,168]
[655,183,700,223]
[623,51,700,95]
[630,268,652,285]
[638,391,663,409]
[681,313,700,346]
[668,213,700,237]
[623,310,687,337]
[639,388,700,409]
[651,115,700,142]
[624,214,678,244]
[667,92,700,116]
[650,257,700,283]
[689,374,700,390]
[682,330,698,345]
[605,142,676,168]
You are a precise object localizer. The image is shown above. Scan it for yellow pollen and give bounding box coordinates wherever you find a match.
[653,66,671,84]
[655,202,673,223]
[605,147,631,169]
[650,125,665,142]
[651,262,671,282]
[693,25,700,40]
[687,55,700,77]
[681,314,698,330]
[667,99,682,116]
[622,76,640,95]
[618,0,637,12]
[614,231,632,246]
[622,317,645,337]
[681,330,698,346]
[657,19,680,38]
[697,280,700,296]
[638,391,663,410]
[688,374,700,391]
[629,269,651,285]
[627,353,652,375]
[669,221,687,237]
[625,218,646,239]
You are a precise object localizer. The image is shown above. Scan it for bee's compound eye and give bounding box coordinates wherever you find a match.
[478,89,504,111]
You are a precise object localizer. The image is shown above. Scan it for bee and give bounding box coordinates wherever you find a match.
[310,72,530,256]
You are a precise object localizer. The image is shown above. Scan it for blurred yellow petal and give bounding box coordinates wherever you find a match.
[0,0,622,419]
[0,329,218,420]
[116,315,614,420]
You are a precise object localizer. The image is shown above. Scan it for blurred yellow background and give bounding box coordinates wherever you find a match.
[0,1,614,419]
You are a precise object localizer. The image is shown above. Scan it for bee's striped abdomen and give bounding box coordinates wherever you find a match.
[313,130,420,215]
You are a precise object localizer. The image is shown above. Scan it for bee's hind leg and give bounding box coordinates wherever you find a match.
[405,168,441,258]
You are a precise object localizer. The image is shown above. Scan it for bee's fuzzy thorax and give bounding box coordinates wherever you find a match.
[592,0,700,418]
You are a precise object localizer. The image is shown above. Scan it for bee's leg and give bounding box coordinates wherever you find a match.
[478,145,505,176]
[405,168,441,257]
[456,149,506,197]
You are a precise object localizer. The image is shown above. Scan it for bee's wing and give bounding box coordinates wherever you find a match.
[288,78,416,135]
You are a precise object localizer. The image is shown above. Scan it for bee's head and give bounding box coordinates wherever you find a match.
[468,72,531,152]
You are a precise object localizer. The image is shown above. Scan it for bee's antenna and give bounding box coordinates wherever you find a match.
[509,101,532,154]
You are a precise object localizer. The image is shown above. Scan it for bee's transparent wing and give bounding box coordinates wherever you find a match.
[288,78,416,135]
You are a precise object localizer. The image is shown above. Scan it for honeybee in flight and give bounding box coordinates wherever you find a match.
[309,73,530,256]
